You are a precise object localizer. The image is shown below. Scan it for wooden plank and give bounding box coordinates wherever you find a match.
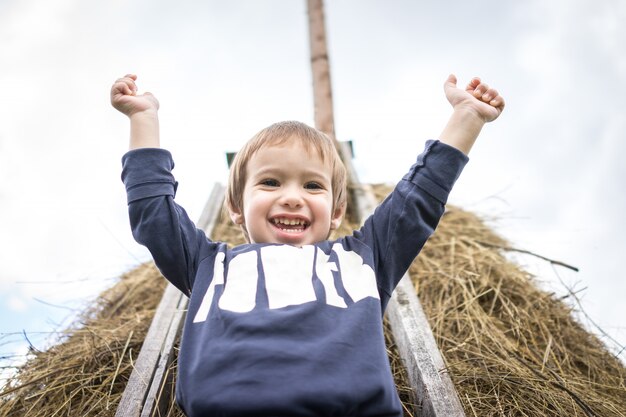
[352,182,465,415]
[140,183,225,416]
[352,181,464,416]
[388,275,465,417]
[196,184,226,233]
[140,291,186,417]
[352,184,463,415]
[114,284,184,417]
[116,184,225,417]
[348,164,464,416]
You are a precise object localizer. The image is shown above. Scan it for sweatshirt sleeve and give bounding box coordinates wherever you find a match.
[353,140,469,302]
[121,148,214,296]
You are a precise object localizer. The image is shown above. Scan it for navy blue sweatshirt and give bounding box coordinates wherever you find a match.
[121,140,468,417]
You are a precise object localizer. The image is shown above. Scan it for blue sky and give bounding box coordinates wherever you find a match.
[1,0,625,373]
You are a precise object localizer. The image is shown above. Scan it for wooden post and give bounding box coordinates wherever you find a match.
[307,0,336,141]
[306,0,376,224]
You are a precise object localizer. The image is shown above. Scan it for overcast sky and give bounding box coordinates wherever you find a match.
[1,0,624,369]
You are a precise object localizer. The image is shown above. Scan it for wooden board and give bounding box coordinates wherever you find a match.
[139,290,187,417]
[114,284,185,417]
[388,275,466,416]
[351,185,465,416]
[116,183,225,417]
[340,167,465,416]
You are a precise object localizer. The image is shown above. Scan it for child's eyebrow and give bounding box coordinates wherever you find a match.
[252,166,331,181]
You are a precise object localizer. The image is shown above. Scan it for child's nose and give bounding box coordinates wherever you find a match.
[280,186,304,208]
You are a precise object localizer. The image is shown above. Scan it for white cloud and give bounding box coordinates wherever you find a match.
[0,0,74,55]
[7,296,27,313]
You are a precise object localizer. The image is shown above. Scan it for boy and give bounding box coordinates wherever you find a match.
[111,73,504,416]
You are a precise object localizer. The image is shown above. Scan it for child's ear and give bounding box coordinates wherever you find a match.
[229,207,244,225]
[329,203,346,230]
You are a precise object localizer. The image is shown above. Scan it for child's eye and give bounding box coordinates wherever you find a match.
[260,179,279,187]
[304,182,323,190]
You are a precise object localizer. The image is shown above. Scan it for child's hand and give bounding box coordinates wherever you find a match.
[110,74,159,117]
[443,74,505,123]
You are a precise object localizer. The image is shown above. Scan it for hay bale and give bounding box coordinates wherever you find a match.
[370,183,626,416]
[0,263,166,417]
[1,185,624,416]
[410,206,626,416]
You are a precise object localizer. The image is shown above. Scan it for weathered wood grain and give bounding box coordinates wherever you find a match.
[388,276,466,417]
[114,284,185,417]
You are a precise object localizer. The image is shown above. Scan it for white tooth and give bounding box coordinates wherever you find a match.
[273,218,307,227]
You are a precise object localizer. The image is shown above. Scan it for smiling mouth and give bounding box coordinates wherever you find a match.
[271,217,310,234]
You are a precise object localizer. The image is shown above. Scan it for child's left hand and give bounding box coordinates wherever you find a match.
[444,74,505,123]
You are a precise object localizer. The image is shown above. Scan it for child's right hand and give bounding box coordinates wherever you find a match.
[110,74,159,117]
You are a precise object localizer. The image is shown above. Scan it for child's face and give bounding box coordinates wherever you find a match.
[229,140,344,246]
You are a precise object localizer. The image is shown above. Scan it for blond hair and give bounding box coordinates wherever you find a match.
[226,121,347,238]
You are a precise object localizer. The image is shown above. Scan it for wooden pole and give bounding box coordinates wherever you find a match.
[307,0,375,223]
[307,0,336,141]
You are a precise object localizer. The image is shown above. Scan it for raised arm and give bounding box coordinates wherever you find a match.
[110,74,161,150]
[439,74,505,155]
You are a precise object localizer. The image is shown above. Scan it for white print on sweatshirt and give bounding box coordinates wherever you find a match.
[192,244,379,323]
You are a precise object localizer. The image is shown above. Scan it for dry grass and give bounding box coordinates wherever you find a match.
[409,206,626,416]
[0,263,167,417]
[372,184,625,416]
[1,185,624,416]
